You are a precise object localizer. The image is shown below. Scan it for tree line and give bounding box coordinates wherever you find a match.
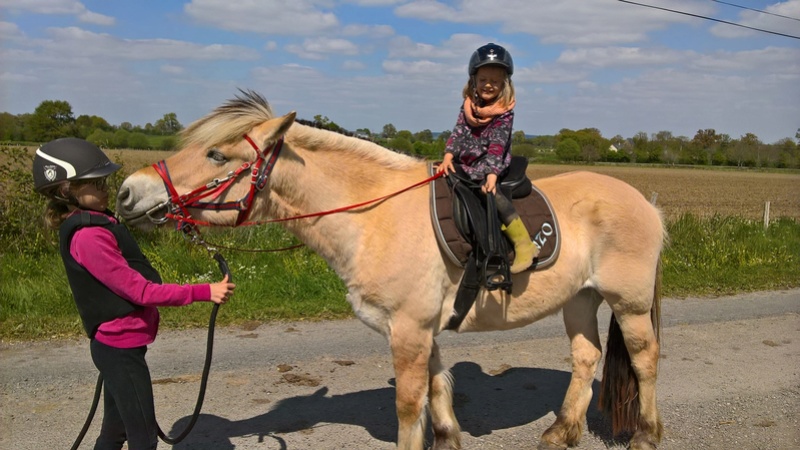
[2,100,798,169]
[0,100,182,150]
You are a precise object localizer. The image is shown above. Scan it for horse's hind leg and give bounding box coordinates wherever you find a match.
[428,340,461,450]
[613,311,663,450]
[540,290,603,449]
[391,318,434,450]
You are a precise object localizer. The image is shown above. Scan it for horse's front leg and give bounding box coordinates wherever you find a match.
[428,340,461,450]
[391,317,434,450]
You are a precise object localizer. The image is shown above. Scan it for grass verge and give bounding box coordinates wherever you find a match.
[2,215,799,341]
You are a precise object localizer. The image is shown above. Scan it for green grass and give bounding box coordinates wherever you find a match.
[662,215,800,296]
[0,225,351,340]
[2,215,799,341]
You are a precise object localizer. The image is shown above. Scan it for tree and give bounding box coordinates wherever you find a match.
[112,129,130,149]
[512,130,527,145]
[413,129,433,143]
[75,115,110,139]
[396,130,413,142]
[128,132,150,149]
[29,100,75,141]
[87,129,115,148]
[0,112,21,141]
[555,138,580,162]
[312,114,345,133]
[382,123,397,139]
[154,113,182,135]
[727,133,757,167]
[159,136,177,150]
[388,136,412,154]
[557,127,607,163]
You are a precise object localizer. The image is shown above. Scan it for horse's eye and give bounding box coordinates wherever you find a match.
[206,149,228,163]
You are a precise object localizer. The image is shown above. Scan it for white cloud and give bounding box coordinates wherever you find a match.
[78,10,115,26]
[0,0,114,25]
[286,37,359,60]
[37,27,260,61]
[0,0,85,15]
[710,0,800,39]
[382,59,449,75]
[342,24,395,38]
[557,47,689,68]
[0,21,23,40]
[184,0,339,35]
[395,0,716,46]
[342,60,366,70]
[161,65,186,75]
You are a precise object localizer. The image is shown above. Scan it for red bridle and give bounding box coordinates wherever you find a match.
[151,134,283,228]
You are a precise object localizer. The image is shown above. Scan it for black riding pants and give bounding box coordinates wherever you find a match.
[90,339,158,450]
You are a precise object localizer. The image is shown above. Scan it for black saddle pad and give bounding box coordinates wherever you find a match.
[430,164,560,271]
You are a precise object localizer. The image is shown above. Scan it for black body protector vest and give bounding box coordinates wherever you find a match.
[59,211,162,338]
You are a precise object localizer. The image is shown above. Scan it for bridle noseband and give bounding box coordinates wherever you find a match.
[151,134,283,228]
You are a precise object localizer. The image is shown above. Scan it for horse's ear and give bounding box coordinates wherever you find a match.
[275,111,297,137]
[253,111,296,146]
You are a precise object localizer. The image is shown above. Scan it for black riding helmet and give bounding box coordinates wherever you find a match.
[468,43,513,76]
[33,137,121,195]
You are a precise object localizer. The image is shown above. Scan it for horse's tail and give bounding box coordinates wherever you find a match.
[598,257,662,435]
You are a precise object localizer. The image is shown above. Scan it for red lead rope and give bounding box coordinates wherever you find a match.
[165,170,444,228]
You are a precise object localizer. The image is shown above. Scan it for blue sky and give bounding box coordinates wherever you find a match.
[1,0,799,143]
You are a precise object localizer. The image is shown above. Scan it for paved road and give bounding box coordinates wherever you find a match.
[2,289,798,449]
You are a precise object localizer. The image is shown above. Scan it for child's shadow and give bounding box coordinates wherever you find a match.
[170,361,618,449]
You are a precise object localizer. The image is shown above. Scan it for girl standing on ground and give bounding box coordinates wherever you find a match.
[437,43,538,273]
[33,137,235,450]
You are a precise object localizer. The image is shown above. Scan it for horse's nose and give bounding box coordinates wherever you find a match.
[116,185,132,211]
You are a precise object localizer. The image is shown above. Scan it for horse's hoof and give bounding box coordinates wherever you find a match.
[630,436,658,450]
[537,442,567,450]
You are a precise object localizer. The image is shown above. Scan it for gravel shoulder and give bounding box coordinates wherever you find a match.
[2,289,799,449]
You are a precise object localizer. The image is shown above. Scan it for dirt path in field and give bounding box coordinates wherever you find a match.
[2,289,798,449]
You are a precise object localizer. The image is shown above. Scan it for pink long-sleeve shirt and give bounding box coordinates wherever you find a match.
[70,217,211,348]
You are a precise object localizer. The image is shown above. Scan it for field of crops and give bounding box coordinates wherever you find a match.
[527,164,800,221]
[7,147,800,221]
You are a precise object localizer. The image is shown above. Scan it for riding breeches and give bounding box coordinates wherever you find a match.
[90,339,158,450]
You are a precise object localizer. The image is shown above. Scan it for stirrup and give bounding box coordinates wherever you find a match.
[482,252,513,293]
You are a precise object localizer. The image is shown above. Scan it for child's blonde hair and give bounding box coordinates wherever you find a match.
[462,74,515,108]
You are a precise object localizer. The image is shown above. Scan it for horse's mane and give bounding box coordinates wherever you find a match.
[181,89,275,149]
[181,89,422,171]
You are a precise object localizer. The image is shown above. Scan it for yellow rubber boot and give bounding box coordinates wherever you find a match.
[504,218,539,274]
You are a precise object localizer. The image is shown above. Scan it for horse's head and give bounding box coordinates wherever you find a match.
[117,91,296,230]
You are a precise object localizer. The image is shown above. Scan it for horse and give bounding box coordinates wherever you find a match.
[117,90,665,450]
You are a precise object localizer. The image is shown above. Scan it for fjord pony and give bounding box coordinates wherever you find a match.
[117,91,665,450]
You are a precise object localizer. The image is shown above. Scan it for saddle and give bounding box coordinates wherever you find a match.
[429,157,561,330]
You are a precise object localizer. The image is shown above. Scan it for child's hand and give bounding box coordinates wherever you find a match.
[209,274,235,305]
[482,173,498,194]
[437,153,455,176]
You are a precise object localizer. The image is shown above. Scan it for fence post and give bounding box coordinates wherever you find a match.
[763,201,770,229]
[650,192,658,205]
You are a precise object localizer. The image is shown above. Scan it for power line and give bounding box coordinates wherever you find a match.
[617,0,800,40]
[710,0,800,23]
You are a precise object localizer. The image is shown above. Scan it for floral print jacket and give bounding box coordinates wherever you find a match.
[444,107,514,182]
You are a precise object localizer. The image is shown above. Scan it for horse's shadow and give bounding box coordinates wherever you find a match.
[169,361,621,449]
